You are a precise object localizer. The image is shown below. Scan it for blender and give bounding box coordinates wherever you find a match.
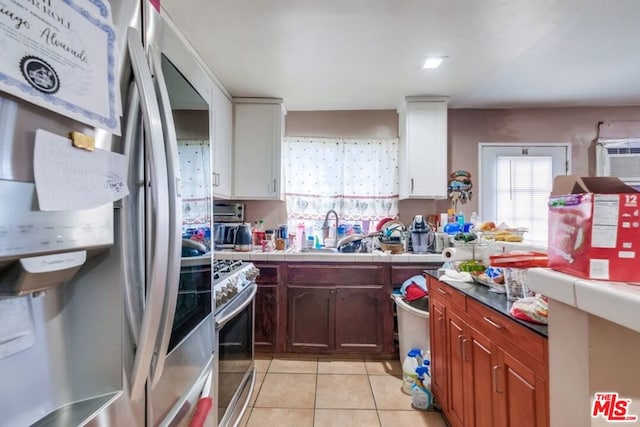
[410,215,434,254]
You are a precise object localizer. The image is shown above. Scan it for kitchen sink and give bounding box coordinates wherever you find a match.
[300,247,339,253]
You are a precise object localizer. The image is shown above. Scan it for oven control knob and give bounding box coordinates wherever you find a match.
[245,267,259,281]
[215,293,225,306]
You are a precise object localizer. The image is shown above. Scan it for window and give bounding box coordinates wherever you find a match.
[283,136,399,238]
[480,144,569,243]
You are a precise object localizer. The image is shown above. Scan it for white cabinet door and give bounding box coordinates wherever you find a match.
[399,100,448,199]
[233,101,284,200]
[212,84,232,199]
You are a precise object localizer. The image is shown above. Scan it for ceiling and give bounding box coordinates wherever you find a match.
[161,0,640,111]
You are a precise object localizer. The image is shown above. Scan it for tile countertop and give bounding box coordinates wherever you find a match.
[527,267,640,334]
[214,248,445,263]
[424,270,549,337]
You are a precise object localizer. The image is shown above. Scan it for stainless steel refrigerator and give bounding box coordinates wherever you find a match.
[0,0,215,425]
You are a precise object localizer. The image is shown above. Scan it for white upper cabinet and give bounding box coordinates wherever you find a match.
[211,84,233,199]
[232,99,285,200]
[399,97,448,199]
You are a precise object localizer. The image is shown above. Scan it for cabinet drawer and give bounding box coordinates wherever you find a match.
[390,265,427,286]
[255,263,280,285]
[428,277,465,311]
[287,264,386,286]
[466,298,545,364]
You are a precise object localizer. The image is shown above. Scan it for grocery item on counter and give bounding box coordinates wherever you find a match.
[458,260,486,272]
[477,222,527,242]
[509,294,549,324]
[453,231,478,244]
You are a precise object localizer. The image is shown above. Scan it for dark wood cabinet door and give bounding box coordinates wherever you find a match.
[447,311,466,427]
[430,298,448,412]
[287,286,333,352]
[496,348,547,427]
[467,326,499,427]
[334,286,384,353]
[255,285,278,352]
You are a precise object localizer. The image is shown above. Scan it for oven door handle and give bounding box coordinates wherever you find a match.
[215,284,257,330]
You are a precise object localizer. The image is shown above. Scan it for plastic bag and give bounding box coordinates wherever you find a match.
[489,252,548,268]
[509,294,548,324]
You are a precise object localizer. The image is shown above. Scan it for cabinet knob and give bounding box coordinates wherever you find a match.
[411,178,414,193]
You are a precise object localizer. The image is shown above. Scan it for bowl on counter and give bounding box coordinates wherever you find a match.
[337,234,365,253]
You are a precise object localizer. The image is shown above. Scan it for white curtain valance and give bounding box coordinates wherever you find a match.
[284,136,399,221]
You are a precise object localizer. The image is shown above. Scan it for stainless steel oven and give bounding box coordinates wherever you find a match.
[213,261,259,427]
[171,256,212,351]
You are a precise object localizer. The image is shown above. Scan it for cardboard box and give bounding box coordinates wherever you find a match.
[548,176,640,283]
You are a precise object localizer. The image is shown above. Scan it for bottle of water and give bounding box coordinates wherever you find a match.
[470,212,479,230]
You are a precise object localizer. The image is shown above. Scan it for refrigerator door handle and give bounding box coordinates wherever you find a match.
[122,83,144,345]
[127,27,171,401]
[147,44,184,386]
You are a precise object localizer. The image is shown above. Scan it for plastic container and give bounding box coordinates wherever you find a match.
[504,267,534,301]
[401,348,423,395]
[296,223,305,251]
[489,252,547,301]
[392,294,430,369]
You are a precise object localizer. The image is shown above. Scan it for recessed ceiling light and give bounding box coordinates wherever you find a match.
[422,57,445,69]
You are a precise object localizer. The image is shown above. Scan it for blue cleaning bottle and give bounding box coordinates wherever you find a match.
[411,364,433,410]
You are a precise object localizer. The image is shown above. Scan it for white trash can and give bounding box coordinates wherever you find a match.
[392,294,430,365]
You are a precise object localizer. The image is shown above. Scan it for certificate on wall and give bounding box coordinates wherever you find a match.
[0,0,121,134]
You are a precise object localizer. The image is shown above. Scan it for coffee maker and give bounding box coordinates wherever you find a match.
[410,215,434,254]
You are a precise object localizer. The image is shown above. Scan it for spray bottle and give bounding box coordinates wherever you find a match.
[411,362,433,410]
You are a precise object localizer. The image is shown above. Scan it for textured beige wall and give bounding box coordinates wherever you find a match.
[286,110,398,138]
[239,106,640,227]
[448,107,640,218]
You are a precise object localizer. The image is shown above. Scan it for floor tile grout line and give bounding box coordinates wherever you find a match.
[367,372,383,427]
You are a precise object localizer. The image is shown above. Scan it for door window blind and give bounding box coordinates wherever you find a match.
[496,156,553,242]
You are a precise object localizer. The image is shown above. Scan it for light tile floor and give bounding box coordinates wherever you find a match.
[238,356,447,427]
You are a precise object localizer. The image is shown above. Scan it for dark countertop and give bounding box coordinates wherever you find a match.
[425,270,548,337]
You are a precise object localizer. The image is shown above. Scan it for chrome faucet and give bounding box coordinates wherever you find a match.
[322,209,339,246]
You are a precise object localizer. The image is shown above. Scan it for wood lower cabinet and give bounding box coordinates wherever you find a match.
[447,310,467,427]
[286,263,392,354]
[429,299,448,412]
[287,286,333,352]
[428,276,549,427]
[334,287,386,352]
[254,263,281,353]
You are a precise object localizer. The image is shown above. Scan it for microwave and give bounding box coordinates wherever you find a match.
[213,203,245,223]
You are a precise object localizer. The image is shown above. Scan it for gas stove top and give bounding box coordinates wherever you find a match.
[213,259,245,281]
[213,259,259,311]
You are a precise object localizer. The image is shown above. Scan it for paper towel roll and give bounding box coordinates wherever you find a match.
[439,213,448,232]
[442,246,475,262]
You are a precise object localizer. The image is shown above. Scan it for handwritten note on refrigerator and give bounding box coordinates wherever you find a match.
[33,129,129,211]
